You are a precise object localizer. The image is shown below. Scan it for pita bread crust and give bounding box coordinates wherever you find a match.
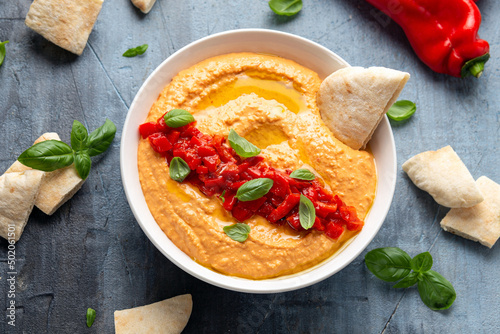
[131,0,157,14]
[317,66,410,150]
[402,146,484,208]
[6,133,85,215]
[441,176,500,248]
[114,294,193,334]
[25,0,104,55]
[0,171,44,241]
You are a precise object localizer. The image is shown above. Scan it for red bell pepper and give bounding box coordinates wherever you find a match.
[366,0,490,78]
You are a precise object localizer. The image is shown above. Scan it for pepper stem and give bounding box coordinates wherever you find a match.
[461,53,490,78]
[469,62,484,78]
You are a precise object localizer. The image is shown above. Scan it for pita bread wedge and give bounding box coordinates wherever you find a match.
[131,0,157,14]
[317,66,410,150]
[6,133,85,215]
[402,146,484,208]
[441,176,500,248]
[0,170,44,241]
[114,294,192,334]
[25,0,104,55]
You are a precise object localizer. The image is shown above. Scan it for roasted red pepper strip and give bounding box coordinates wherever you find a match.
[366,0,490,78]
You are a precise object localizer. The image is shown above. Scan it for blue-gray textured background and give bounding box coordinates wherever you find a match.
[0,0,499,333]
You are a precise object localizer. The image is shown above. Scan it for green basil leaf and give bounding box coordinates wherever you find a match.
[235,178,273,202]
[71,120,89,152]
[365,247,412,282]
[393,272,419,289]
[228,129,261,158]
[87,119,117,157]
[74,151,91,180]
[0,40,9,67]
[269,0,302,16]
[164,109,195,128]
[86,308,96,328]
[417,270,456,310]
[223,223,251,242]
[290,168,315,181]
[387,100,416,121]
[219,190,226,203]
[299,194,315,229]
[411,252,433,273]
[122,44,148,57]
[169,157,191,182]
[18,140,74,171]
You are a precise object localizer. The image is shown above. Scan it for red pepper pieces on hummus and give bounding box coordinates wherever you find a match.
[139,113,364,239]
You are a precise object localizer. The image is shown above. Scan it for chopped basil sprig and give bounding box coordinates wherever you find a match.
[0,40,9,67]
[17,119,116,180]
[387,100,416,121]
[169,157,191,182]
[235,178,273,202]
[164,109,195,128]
[228,129,261,158]
[365,248,456,310]
[122,44,148,57]
[290,168,315,181]
[86,308,96,328]
[269,0,302,16]
[299,194,315,229]
[223,223,251,242]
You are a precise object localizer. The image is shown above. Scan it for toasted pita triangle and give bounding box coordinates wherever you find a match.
[6,133,85,215]
[25,0,103,55]
[403,146,484,208]
[114,294,193,334]
[0,170,44,241]
[131,0,157,14]
[317,66,410,150]
[441,176,500,248]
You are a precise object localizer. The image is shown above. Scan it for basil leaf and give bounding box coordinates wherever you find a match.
[18,140,74,172]
[86,308,96,328]
[228,129,261,158]
[235,178,273,202]
[219,190,226,203]
[0,40,9,67]
[417,270,456,310]
[169,157,191,182]
[290,168,315,181]
[164,109,195,128]
[365,247,412,282]
[87,119,117,157]
[71,120,89,152]
[410,251,433,273]
[387,100,416,121]
[299,194,315,229]
[74,151,91,180]
[393,272,419,289]
[269,0,302,16]
[223,223,251,242]
[122,44,148,57]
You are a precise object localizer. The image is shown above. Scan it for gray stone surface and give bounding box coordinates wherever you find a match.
[1,0,499,333]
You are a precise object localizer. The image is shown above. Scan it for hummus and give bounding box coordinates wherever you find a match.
[138,53,377,279]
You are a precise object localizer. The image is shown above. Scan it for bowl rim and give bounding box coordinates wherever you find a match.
[120,28,397,293]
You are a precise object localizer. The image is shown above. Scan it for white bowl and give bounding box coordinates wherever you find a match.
[120,29,397,293]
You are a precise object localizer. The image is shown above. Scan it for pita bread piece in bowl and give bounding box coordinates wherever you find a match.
[121,29,399,292]
[318,67,410,150]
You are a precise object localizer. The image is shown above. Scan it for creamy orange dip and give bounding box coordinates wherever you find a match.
[138,53,377,279]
